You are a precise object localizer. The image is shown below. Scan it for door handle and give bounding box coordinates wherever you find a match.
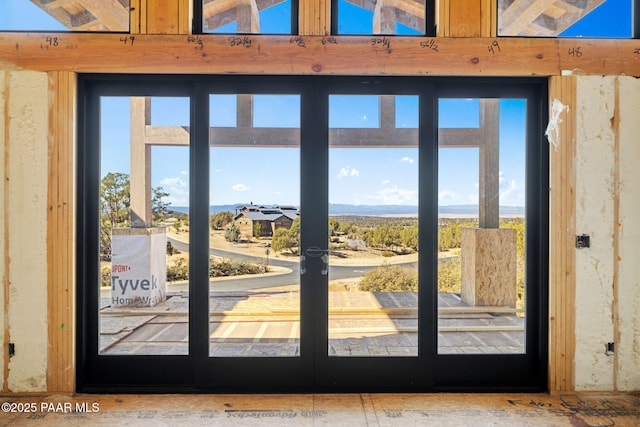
[300,246,328,275]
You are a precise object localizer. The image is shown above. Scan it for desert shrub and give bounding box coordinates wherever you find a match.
[100,265,112,287]
[166,241,180,256]
[359,264,418,292]
[438,257,461,293]
[224,223,240,242]
[382,251,396,257]
[209,258,269,277]
[167,258,189,281]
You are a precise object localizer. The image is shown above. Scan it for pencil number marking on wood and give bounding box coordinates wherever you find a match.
[567,47,582,57]
[487,40,501,55]
[420,39,439,52]
[119,36,136,46]
[289,36,306,48]
[188,36,204,50]
[321,37,338,45]
[228,36,252,48]
[41,36,59,50]
[372,37,392,54]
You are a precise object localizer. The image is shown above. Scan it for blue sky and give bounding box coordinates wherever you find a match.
[98,94,526,209]
[0,0,632,209]
[0,0,633,36]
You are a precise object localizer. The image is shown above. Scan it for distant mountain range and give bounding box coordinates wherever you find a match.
[169,204,524,217]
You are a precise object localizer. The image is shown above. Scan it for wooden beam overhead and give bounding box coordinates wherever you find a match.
[498,0,606,36]
[1,34,639,76]
[30,0,130,31]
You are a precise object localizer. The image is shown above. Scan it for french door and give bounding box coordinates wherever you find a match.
[77,75,548,392]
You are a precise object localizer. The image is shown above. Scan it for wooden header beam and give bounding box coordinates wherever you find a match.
[1,34,639,76]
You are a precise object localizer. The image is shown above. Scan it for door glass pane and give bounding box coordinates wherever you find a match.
[335,0,426,35]
[437,98,526,355]
[498,0,633,38]
[209,94,301,357]
[202,0,293,34]
[1,0,131,32]
[99,97,190,355]
[328,95,419,357]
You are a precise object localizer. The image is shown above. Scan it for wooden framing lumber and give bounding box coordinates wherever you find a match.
[1,34,639,76]
[548,75,576,392]
[47,71,76,393]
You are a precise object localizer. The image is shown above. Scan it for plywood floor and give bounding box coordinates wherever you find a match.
[1,393,639,426]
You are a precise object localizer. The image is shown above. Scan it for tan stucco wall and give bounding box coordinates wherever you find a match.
[0,70,49,392]
[574,75,640,391]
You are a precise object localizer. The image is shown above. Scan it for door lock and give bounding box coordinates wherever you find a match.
[300,246,329,275]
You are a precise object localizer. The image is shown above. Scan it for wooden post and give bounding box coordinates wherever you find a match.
[130,97,152,228]
[299,0,330,35]
[380,95,395,129]
[548,75,577,392]
[47,71,76,393]
[479,99,499,229]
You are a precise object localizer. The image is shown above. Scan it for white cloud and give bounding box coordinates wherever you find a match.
[158,176,188,206]
[438,190,461,203]
[160,177,186,187]
[180,170,188,175]
[362,114,368,121]
[338,167,360,179]
[368,186,418,205]
[232,183,250,192]
[401,156,414,165]
[381,179,391,185]
[498,171,519,203]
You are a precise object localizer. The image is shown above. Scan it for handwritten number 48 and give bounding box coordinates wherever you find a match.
[568,47,582,57]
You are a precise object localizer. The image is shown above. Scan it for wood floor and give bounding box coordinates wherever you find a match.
[1,392,639,426]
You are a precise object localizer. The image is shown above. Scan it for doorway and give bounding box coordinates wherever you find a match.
[77,75,547,392]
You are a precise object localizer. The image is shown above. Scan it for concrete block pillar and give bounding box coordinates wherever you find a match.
[111,227,167,307]
[461,227,517,307]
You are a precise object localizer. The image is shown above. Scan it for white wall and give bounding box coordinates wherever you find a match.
[0,70,49,392]
[574,75,640,391]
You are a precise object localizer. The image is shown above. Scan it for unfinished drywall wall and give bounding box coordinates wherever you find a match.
[574,76,616,390]
[0,70,49,392]
[617,76,640,391]
[1,71,6,390]
[574,75,640,391]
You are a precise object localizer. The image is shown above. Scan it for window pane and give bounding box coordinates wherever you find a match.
[99,97,190,355]
[437,98,526,355]
[0,0,130,32]
[203,0,293,34]
[328,95,419,357]
[209,94,301,357]
[335,0,426,35]
[498,0,633,38]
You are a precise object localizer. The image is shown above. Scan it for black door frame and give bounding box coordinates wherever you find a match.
[77,75,548,393]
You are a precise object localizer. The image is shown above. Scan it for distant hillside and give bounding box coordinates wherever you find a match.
[169,204,524,217]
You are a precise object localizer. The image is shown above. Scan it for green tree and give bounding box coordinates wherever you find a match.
[211,211,234,230]
[151,186,170,224]
[400,226,418,251]
[99,172,171,260]
[224,223,240,242]
[272,228,297,255]
[253,221,263,238]
[100,172,130,260]
[329,217,340,236]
